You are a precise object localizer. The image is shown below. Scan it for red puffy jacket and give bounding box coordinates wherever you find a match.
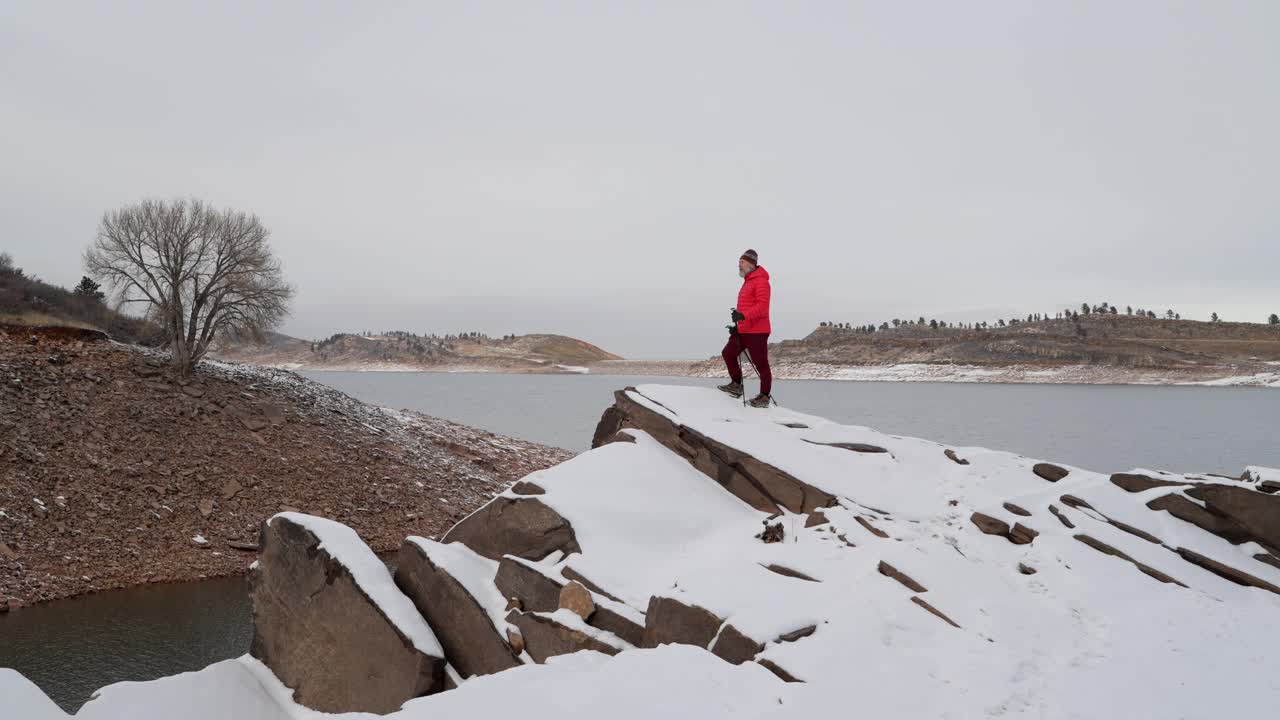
[736,266,772,334]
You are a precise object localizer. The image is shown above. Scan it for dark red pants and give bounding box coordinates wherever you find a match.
[722,332,772,395]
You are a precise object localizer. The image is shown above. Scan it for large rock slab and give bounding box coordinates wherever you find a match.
[506,609,625,663]
[1110,473,1189,493]
[592,388,837,514]
[642,595,724,650]
[1184,485,1280,551]
[249,514,446,714]
[492,556,646,645]
[709,623,764,664]
[441,496,581,561]
[494,556,564,612]
[394,538,521,678]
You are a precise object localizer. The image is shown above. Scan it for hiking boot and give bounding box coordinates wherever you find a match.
[748,393,772,408]
[717,381,744,398]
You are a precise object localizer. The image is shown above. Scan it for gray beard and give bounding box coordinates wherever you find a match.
[739,267,748,278]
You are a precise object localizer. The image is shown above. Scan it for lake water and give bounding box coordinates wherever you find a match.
[303,372,1280,474]
[4,373,1278,711]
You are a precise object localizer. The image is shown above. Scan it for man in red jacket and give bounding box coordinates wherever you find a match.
[718,249,773,407]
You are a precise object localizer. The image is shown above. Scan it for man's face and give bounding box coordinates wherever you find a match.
[738,258,752,277]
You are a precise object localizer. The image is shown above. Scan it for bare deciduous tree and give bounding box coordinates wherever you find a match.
[85,198,293,376]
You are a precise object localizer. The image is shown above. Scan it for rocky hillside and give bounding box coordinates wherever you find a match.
[213,330,622,372]
[0,324,572,609]
[775,314,1280,370]
[10,384,1278,719]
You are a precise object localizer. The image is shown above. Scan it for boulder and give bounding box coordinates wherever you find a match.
[441,496,581,561]
[1110,473,1187,493]
[561,566,624,603]
[559,581,596,620]
[586,600,646,647]
[944,449,969,466]
[970,512,1011,536]
[804,509,829,528]
[249,515,446,714]
[710,623,764,664]
[1033,463,1069,482]
[1002,502,1032,517]
[494,558,644,645]
[589,405,627,448]
[642,596,723,650]
[1146,494,1249,544]
[509,481,545,496]
[1184,486,1280,550]
[1008,523,1039,545]
[394,539,520,678]
[494,556,563,612]
[505,610,622,663]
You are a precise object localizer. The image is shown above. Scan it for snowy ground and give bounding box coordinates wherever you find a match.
[6,385,1279,718]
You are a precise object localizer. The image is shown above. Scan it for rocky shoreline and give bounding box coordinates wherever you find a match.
[0,325,572,610]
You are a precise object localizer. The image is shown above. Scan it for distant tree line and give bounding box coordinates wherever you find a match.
[818,301,1280,335]
[308,329,523,356]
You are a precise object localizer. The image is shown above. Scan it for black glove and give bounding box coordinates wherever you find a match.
[731,309,746,323]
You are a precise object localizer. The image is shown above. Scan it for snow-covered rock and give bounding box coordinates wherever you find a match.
[6,384,1280,718]
[394,538,522,678]
[248,513,447,713]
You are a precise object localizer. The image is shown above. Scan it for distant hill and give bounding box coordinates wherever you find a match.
[773,314,1280,369]
[212,330,623,372]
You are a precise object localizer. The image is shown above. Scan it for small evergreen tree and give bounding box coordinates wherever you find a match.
[1126,305,1133,315]
[1211,312,1219,322]
[1269,314,1279,325]
[73,275,105,302]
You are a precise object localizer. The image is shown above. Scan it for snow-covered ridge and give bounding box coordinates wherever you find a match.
[7,385,1279,719]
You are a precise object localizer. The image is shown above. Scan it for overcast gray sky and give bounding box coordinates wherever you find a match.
[3,1,1276,358]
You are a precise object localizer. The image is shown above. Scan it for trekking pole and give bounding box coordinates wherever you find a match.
[740,346,778,407]
[727,319,748,407]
